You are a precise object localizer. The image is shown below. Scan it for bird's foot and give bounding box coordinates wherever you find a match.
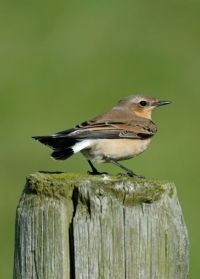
[87,160,108,176]
[118,171,145,179]
[127,171,145,178]
[88,170,109,176]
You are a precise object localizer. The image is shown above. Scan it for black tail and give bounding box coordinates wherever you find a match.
[32,136,77,149]
[51,148,74,160]
[32,135,77,160]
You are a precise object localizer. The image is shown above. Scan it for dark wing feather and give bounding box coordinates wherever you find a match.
[69,129,142,139]
[53,120,156,140]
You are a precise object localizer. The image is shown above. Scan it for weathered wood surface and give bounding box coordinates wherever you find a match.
[13,172,189,279]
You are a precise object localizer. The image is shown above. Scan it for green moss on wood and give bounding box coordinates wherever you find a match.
[25,172,175,207]
[26,172,78,199]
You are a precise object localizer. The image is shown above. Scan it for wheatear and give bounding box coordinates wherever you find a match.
[33,95,171,177]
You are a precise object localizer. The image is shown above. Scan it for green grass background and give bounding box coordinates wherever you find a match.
[1,0,200,277]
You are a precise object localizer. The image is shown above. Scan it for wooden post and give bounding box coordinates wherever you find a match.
[13,172,189,279]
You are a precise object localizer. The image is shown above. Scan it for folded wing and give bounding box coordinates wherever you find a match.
[33,118,157,160]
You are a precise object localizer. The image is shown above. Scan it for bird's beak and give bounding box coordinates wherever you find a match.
[156,100,171,107]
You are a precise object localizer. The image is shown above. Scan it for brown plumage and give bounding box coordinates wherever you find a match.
[33,95,171,177]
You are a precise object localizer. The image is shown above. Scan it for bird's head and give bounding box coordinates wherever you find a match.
[117,95,171,119]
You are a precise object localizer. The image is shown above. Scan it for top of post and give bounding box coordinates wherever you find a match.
[24,172,175,206]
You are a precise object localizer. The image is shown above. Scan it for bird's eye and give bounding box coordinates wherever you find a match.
[139,100,147,107]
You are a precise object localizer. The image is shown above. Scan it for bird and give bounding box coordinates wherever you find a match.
[32,95,171,178]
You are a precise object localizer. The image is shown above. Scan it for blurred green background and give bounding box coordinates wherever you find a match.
[1,0,200,277]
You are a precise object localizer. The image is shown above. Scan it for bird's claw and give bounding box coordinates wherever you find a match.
[127,171,145,178]
[118,171,145,179]
[88,170,109,176]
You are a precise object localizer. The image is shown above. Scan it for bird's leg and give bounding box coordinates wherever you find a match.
[87,160,108,175]
[107,158,145,178]
[87,160,99,174]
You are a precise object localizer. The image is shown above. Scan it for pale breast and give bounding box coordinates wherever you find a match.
[81,138,151,163]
